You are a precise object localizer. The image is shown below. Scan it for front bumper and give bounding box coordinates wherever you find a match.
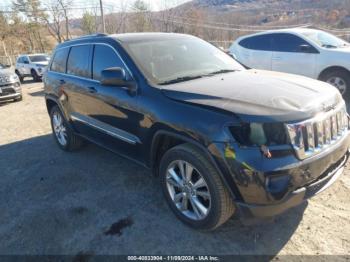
[236,152,347,218]
[0,83,22,101]
[210,130,350,219]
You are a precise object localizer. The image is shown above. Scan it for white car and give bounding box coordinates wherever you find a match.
[229,28,350,96]
[15,54,50,82]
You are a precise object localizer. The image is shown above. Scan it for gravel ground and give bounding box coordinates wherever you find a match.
[0,81,350,257]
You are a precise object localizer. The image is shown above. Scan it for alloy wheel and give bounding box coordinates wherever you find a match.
[166,160,211,220]
[327,76,347,95]
[52,112,67,146]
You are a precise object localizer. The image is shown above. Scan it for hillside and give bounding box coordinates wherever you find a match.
[177,0,350,28]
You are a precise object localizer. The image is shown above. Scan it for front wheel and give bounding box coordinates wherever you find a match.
[160,144,235,230]
[15,70,24,83]
[322,70,350,98]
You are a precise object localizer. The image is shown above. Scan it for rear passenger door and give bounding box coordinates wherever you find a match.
[237,34,273,70]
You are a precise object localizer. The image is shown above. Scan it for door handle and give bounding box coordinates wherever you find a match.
[88,87,97,94]
[272,57,282,61]
[59,79,65,85]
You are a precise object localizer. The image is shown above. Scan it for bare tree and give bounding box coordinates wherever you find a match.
[57,0,73,40]
[42,0,65,43]
[131,0,152,32]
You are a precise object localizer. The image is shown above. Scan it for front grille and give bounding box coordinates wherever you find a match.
[0,87,16,96]
[286,103,348,160]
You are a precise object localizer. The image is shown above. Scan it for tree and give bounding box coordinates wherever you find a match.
[12,0,47,52]
[132,0,151,32]
[81,11,97,35]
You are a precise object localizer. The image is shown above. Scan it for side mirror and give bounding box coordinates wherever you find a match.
[101,67,128,86]
[299,44,314,53]
[23,60,29,64]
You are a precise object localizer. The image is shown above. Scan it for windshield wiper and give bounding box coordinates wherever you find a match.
[158,75,204,85]
[322,44,338,49]
[206,69,238,76]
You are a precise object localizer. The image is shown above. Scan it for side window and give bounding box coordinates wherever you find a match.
[239,35,272,51]
[92,45,127,81]
[22,57,29,64]
[51,48,69,73]
[67,45,91,78]
[271,33,314,53]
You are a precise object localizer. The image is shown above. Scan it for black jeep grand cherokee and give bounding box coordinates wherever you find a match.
[44,33,350,230]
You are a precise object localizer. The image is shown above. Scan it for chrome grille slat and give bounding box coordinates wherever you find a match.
[286,103,348,160]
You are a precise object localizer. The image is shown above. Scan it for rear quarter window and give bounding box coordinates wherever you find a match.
[239,35,272,51]
[51,48,69,73]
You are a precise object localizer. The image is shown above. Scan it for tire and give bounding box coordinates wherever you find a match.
[321,69,350,98]
[15,70,24,83]
[31,69,41,82]
[49,105,84,151]
[159,143,235,230]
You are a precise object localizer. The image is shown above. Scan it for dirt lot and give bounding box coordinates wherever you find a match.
[0,81,350,257]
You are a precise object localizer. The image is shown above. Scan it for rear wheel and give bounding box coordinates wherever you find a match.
[31,69,41,82]
[160,143,235,230]
[321,69,350,98]
[50,105,84,151]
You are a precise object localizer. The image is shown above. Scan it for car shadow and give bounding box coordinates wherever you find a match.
[29,90,45,97]
[0,134,306,256]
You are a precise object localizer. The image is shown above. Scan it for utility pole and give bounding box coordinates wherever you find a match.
[99,0,106,33]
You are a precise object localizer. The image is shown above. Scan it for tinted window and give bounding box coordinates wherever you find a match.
[239,35,272,51]
[67,45,91,78]
[92,45,126,81]
[29,55,50,62]
[272,33,311,53]
[51,48,69,73]
[17,57,23,63]
[22,57,29,63]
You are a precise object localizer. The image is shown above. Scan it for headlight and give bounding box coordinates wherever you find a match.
[10,74,19,81]
[229,122,287,146]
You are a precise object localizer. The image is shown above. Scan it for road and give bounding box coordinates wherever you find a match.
[0,81,349,256]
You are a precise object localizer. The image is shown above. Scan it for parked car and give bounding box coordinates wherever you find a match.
[229,28,350,97]
[44,33,349,230]
[15,53,50,82]
[0,63,22,102]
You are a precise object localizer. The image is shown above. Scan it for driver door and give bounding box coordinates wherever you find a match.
[271,33,318,78]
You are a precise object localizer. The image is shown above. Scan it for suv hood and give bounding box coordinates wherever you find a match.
[0,68,15,76]
[160,70,343,122]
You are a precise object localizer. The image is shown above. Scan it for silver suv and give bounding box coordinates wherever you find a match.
[15,54,50,82]
[0,63,22,102]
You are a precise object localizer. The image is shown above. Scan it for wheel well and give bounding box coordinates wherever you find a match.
[151,134,188,176]
[46,99,57,114]
[318,66,350,80]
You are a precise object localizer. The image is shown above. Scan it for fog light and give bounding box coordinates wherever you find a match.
[266,175,291,199]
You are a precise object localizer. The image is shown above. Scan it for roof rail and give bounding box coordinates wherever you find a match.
[65,33,108,42]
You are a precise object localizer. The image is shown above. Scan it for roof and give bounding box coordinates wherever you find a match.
[55,32,195,49]
[240,27,322,39]
[111,32,195,43]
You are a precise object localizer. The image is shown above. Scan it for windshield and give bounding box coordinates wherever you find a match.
[301,31,349,48]
[123,37,244,85]
[28,55,50,62]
